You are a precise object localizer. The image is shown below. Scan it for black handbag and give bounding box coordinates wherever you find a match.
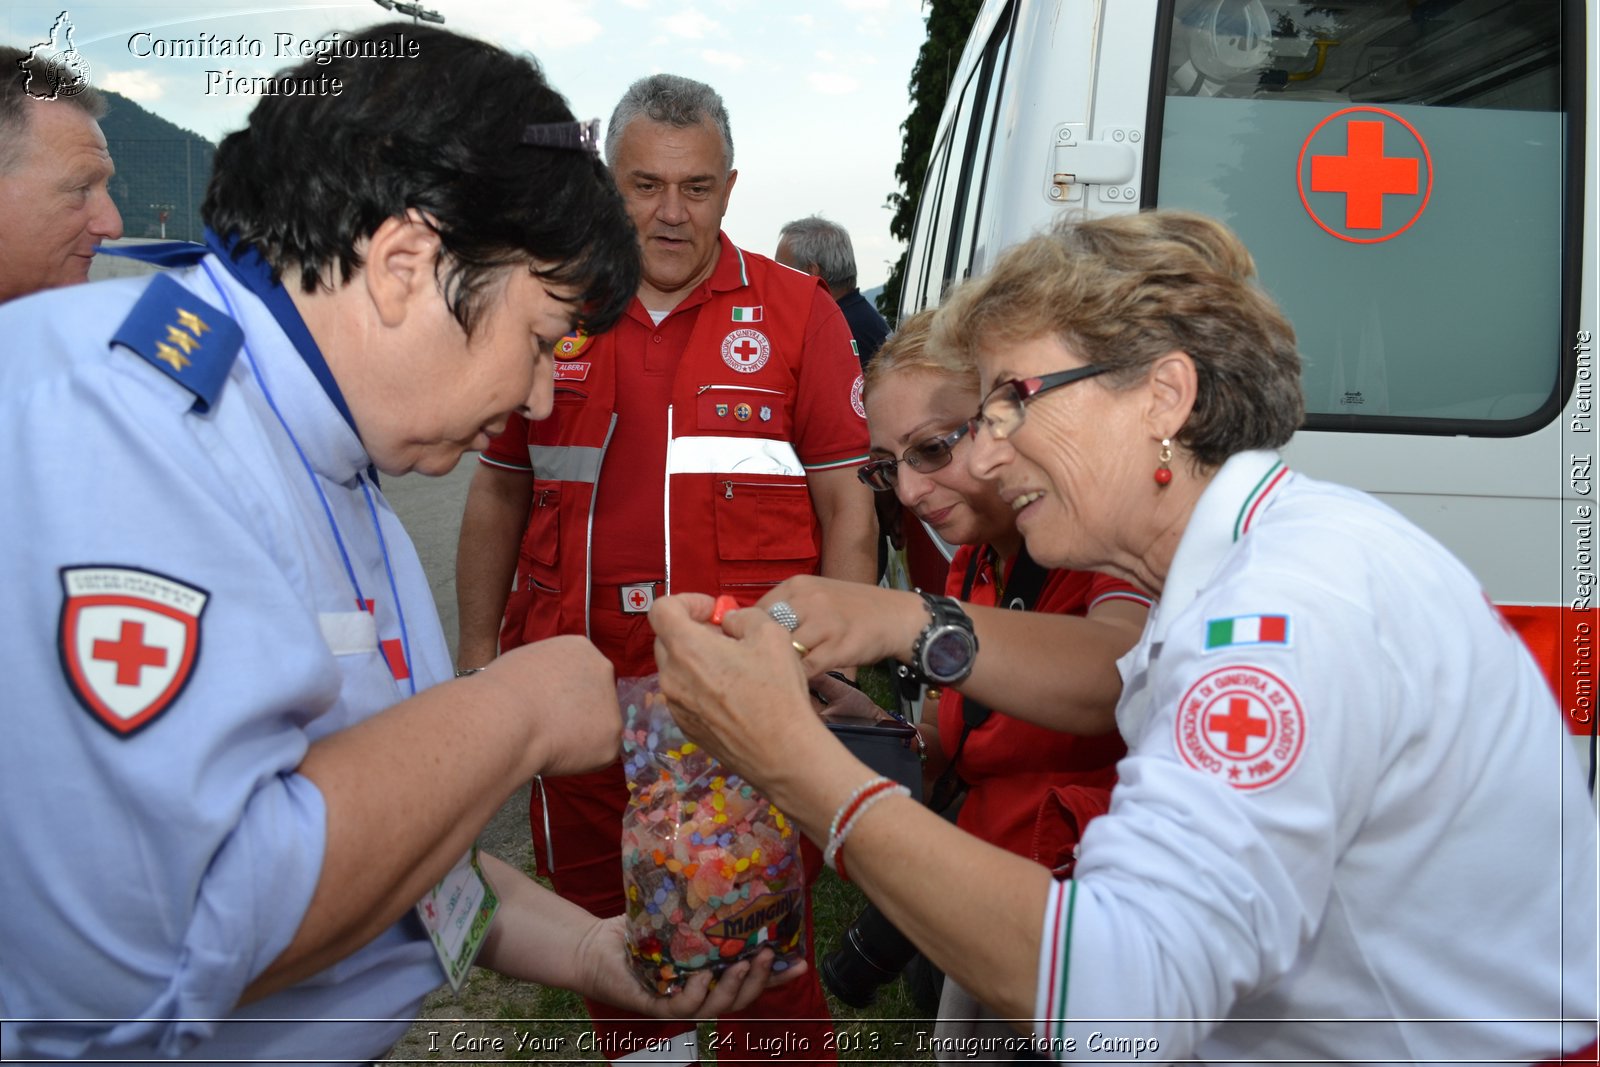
[825,716,922,793]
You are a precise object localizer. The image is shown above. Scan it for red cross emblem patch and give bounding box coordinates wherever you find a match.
[1297,106,1432,244]
[555,333,591,358]
[620,582,656,614]
[58,566,209,738]
[1174,664,1306,791]
[721,328,771,374]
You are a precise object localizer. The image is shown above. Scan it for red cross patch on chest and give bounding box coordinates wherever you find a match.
[721,328,772,373]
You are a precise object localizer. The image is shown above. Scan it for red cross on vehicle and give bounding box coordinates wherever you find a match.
[1312,120,1418,229]
[1298,106,1432,244]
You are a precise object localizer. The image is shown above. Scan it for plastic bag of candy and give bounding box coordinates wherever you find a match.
[618,674,806,994]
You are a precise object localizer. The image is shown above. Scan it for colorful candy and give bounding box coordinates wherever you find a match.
[709,594,740,625]
[618,675,805,994]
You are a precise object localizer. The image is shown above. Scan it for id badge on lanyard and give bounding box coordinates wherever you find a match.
[416,846,500,993]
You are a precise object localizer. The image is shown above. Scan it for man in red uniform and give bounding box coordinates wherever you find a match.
[454,74,876,1064]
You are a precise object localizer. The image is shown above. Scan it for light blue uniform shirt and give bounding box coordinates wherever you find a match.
[0,249,451,1061]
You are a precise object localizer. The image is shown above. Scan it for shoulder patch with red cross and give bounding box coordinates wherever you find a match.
[1173,663,1306,791]
[554,332,592,381]
[58,565,209,738]
[555,332,591,359]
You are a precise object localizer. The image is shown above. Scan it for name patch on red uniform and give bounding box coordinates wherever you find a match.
[554,361,591,381]
[1174,664,1306,791]
[58,565,209,738]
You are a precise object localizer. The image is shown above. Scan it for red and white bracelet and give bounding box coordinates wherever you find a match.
[823,775,911,881]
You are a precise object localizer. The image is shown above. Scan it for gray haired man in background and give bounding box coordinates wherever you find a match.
[776,213,889,367]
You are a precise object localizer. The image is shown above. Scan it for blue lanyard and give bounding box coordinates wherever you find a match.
[201,229,362,439]
[199,258,416,696]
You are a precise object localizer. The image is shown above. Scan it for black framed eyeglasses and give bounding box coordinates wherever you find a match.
[857,422,971,492]
[969,365,1111,440]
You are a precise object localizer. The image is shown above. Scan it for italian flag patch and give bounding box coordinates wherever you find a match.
[1205,614,1290,651]
[731,306,763,322]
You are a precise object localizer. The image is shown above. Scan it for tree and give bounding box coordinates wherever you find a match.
[878,0,983,326]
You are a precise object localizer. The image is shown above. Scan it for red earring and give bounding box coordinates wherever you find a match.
[1154,439,1173,486]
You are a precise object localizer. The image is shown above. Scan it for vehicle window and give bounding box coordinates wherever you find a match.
[954,3,1017,285]
[1152,0,1573,433]
[907,130,950,310]
[920,65,980,306]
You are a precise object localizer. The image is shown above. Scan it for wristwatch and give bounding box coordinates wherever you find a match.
[904,591,979,686]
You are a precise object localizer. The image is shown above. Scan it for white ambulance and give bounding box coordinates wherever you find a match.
[898,0,1596,780]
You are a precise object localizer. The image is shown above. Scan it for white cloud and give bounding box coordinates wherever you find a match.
[468,0,604,52]
[618,0,652,8]
[807,71,859,95]
[838,0,895,11]
[830,48,880,71]
[655,8,719,40]
[97,68,166,103]
[789,14,816,31]
[699,48,748,71]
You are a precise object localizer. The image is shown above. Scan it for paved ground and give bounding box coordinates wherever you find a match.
[382,459,476,665]
[381,460,540,1057]
[382,453,536,860]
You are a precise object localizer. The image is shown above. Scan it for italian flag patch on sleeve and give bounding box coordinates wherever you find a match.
[1205,613,1290,650]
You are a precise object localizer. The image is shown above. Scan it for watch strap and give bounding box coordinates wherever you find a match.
[907,590,978,686]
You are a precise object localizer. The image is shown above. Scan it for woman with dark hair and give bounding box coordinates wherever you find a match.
[0,24,785,1063]
[651,211,1597,1064]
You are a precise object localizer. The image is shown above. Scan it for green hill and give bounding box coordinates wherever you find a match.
[98,90,216,243]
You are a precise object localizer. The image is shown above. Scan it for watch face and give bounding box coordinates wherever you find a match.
[925,628,975,681]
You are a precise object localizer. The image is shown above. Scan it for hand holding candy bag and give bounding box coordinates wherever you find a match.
[618,675,806,994]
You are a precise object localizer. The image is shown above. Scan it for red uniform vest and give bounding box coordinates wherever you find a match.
[937,544,1133,863]
[503,248,826,650]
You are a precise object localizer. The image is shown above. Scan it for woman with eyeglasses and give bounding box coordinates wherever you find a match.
[757,308,1148,831]
[648,211,1596,1064]
[764,309,1150,1049]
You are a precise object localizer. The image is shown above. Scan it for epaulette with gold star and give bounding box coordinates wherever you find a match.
[110,274,243,413]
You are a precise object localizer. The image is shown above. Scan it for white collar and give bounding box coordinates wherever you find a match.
[1149,449,1292,645]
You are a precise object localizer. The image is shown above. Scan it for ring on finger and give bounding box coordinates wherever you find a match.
[769,601,800,632]
[791,640,810,657]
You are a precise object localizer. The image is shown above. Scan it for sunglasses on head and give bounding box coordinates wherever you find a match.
[857,422,971,492]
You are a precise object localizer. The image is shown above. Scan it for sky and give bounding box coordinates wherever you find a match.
[3,0,932,291]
